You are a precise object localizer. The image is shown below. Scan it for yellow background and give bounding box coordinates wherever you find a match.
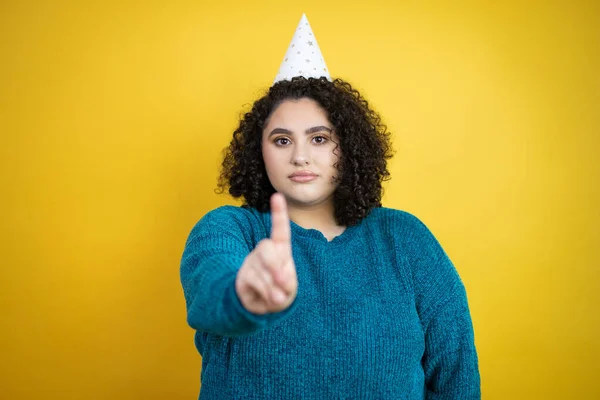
[1,1,598,399]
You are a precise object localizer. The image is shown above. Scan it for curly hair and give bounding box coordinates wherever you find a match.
[216,76,394,226]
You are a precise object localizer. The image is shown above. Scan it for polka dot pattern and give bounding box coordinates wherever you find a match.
[273,14,331,84]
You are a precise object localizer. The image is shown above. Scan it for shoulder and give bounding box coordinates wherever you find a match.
[364,206,446,252]
[369,207,462,304]
[197,205,258,227]
[185,205,267,246]
[366,206,432,234]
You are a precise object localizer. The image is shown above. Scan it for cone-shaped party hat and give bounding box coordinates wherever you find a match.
[273,14,331,84]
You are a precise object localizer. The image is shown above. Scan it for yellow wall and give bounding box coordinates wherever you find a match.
[1,1,598,398]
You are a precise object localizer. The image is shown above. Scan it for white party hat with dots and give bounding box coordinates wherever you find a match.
[273,14,331,84]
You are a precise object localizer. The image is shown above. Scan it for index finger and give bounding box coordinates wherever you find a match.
[270,192,291,245]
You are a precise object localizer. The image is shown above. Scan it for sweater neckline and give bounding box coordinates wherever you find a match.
[288,218,361,246]
[255,207,365,246]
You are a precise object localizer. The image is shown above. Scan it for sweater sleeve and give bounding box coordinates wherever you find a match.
[401,212,481,399]
[180,206,298,337]
[422,284,481,399]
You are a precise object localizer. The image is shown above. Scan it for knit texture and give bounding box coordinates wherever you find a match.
[180,205,480,399]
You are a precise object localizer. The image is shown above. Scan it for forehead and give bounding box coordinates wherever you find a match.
[264,98,330,131]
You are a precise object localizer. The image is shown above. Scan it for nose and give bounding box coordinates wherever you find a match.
[292,156,309,166]
[291,143,310,165]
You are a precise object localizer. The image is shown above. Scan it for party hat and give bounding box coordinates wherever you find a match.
[273,14,331,84]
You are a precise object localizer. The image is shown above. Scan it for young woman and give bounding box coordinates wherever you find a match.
[180,76,481,399]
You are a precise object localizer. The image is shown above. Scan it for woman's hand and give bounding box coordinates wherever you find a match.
[235,193,298,315]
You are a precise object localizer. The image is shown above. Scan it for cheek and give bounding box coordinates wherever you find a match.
[323,146,342,180]
[317,145,340,166]
[261,142,272,165]
[262,145,282,174]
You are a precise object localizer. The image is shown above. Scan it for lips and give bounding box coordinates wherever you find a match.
[289,171,318,182]
[289,171,318,178]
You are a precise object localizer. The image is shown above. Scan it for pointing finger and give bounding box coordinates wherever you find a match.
[270,193,291,245]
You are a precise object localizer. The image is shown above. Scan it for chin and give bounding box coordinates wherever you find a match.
[279,187,333,206]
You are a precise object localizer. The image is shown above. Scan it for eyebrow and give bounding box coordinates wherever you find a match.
[268,126,333,137]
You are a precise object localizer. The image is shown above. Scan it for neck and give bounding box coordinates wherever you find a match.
[286,198,345,240]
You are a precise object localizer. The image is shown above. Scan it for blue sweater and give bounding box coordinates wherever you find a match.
[180,205,480,399]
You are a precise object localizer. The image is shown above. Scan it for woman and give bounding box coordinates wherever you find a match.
[180,76,481,399]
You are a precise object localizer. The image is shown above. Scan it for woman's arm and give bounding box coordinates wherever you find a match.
[180,206,297,337]
[421,283,481,399]
[399,211,481,398]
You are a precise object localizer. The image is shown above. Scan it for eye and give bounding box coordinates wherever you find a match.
[274,137,291,147]
[312,135,328,145]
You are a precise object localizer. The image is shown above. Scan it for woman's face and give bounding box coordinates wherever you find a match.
[261,97,341,208]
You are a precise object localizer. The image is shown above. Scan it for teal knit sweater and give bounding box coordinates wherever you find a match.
[180,205,480,399]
